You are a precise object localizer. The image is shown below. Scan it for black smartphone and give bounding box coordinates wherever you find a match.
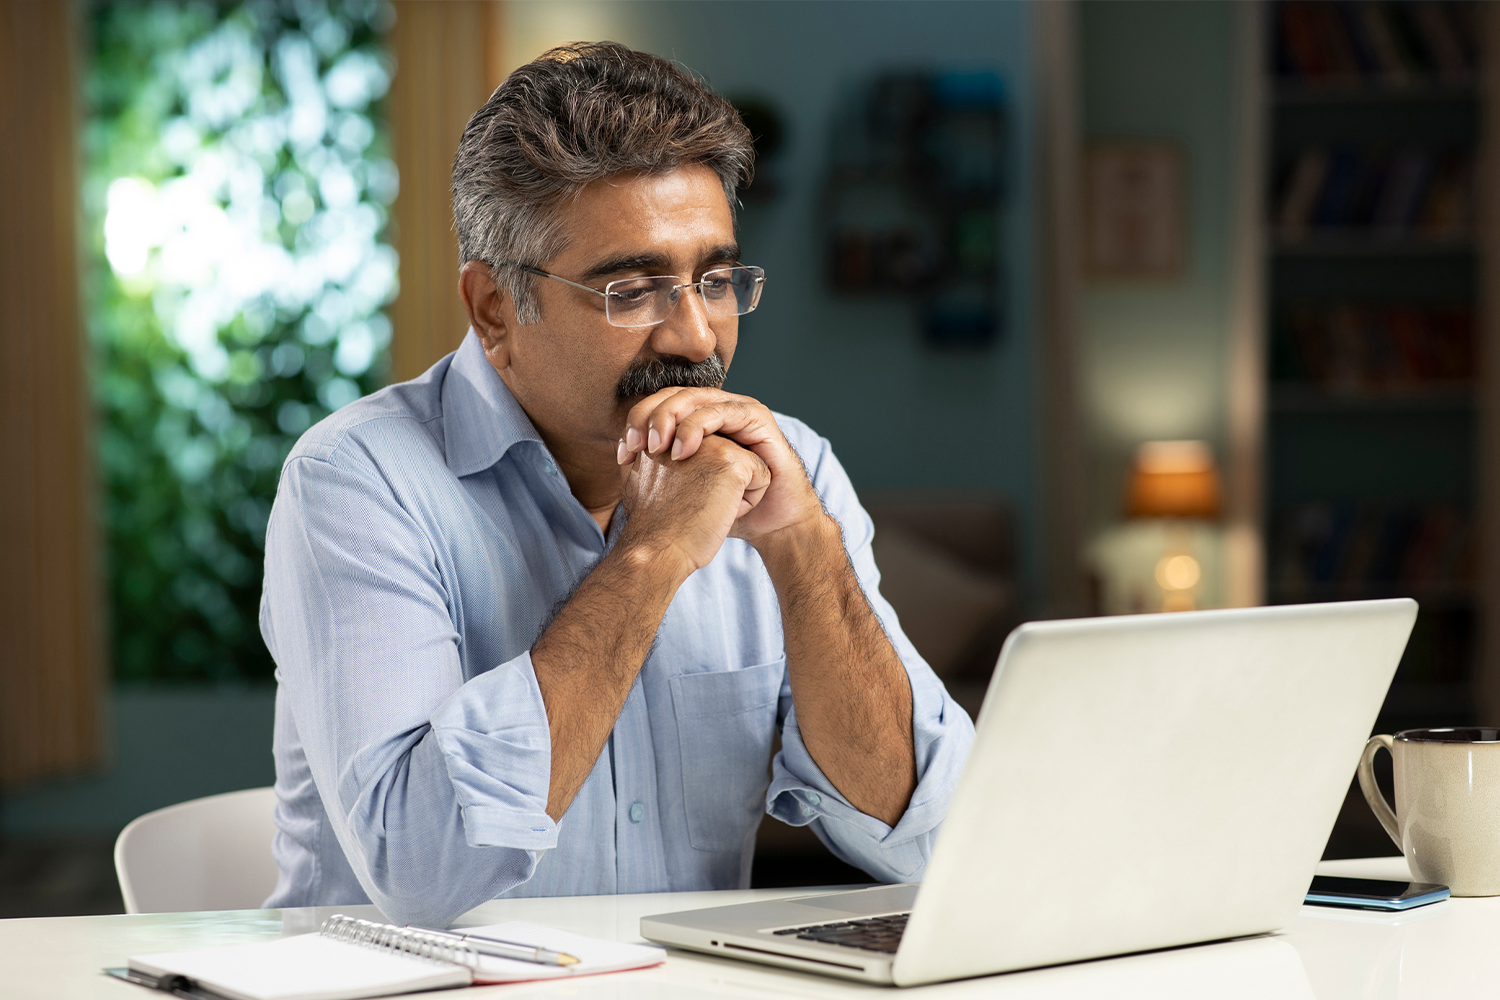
[1305,875,1449,911]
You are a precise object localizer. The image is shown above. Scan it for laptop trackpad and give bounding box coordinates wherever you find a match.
[786,884,919,915]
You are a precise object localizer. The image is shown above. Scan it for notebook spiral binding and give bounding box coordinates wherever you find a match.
[320,914,479,969]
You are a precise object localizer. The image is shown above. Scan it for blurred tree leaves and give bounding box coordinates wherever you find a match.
[82,1,397,682]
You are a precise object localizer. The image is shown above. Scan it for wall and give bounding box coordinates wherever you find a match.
[507,0,1042,594]
[1077,1,1246,610]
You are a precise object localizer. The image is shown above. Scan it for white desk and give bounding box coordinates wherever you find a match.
[5,857,1499,998]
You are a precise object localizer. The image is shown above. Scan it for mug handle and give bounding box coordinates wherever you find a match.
[1357,734,1401,852]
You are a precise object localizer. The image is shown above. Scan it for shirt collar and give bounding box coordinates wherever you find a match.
[442,329,544,477]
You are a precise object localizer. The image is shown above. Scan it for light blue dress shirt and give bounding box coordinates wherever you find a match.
[260,331,975,927]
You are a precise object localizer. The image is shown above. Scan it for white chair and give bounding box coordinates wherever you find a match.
[114,786,280,913]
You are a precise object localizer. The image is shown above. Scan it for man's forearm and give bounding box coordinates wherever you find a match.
[531,543,686,821]
[757,515,917,826]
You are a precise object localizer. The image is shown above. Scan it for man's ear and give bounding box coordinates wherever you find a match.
[458,260,512,368]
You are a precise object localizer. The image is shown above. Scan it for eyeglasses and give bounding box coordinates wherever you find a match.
[500,262,766,328]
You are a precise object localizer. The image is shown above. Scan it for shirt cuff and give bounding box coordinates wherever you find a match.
[429,651,558,851]
[767,676,972,880]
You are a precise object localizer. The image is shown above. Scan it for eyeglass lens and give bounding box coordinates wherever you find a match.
[603,266,764,327]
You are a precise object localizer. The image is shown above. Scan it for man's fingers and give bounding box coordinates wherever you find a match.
[733,458,770,523]
[669,401,764,461]
[699,435,770,506]
[643,389,716,456]
[623,387,708,447]
[621,387,750,460]
[618,387,690,465]
[740,480,769,513]
[624,392,777,465]
[621,387,692,459]
[734,445,772,519]
[650,392,732,456]
[742,447,771,494]
[624,436,768,535]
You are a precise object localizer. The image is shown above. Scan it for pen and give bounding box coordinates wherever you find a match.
[407,926,580,967]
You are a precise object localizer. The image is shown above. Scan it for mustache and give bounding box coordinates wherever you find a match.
[616,353,727,400]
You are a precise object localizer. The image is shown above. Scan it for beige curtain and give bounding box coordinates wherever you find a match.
[388,1,508,383]
[0,1,107,787]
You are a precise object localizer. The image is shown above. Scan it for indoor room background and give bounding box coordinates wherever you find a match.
[3,0,1492,917]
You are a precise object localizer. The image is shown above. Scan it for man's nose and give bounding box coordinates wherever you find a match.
[647,285,716,363]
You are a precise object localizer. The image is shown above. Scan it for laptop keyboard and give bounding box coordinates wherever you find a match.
[771,912,910,954]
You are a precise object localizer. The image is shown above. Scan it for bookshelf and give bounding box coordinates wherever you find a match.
[1265,0,1484,730]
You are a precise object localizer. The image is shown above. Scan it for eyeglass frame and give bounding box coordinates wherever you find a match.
[495,261,765,328]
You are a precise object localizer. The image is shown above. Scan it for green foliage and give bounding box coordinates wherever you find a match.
[83,1,397,682]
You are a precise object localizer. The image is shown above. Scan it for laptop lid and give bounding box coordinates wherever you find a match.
[891,599,1415,985]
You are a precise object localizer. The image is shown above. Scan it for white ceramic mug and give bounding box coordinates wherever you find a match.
[1357,727,1500,896]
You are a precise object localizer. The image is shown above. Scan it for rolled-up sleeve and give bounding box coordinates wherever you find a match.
[263,451,554,927]
[764,426,976,883]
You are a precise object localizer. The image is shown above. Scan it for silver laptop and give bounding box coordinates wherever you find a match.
[642,599,1417,986]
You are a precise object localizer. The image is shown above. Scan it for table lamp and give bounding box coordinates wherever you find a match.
[1125,440,1221,612]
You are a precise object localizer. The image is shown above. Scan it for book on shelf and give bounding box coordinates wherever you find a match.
[1275,1,1477,90]
[1269,502,1475,604]
[1272,146,1474,240]
[1275,302,1474,391]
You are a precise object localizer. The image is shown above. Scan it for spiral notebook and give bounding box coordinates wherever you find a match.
[106,914,665,1000]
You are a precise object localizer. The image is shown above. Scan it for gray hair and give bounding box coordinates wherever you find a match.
[451,41,755,323]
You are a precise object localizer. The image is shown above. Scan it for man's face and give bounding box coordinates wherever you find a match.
[490,163,740,454]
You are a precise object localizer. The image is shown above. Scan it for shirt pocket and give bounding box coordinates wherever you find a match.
[670,658,784,853]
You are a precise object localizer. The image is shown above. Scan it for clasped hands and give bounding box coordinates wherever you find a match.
[613,387,827,578]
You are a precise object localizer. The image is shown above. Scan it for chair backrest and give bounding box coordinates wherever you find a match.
[114,786,279,913]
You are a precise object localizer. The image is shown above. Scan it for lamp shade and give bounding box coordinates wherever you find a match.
[1126,440,1221,519]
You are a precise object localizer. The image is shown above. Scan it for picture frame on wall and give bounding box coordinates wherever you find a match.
[1083,141,1186,280]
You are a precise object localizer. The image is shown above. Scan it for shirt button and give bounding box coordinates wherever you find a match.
[544,461,559,476]
[629,801,645,823]
[805,792,822,807]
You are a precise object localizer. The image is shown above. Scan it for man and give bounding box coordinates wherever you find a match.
[261,42,974,928]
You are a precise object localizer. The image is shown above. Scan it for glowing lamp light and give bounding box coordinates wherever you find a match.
[1126,440,1219,612]
[1156,553,1202,591]
[1125,439,1221,519]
